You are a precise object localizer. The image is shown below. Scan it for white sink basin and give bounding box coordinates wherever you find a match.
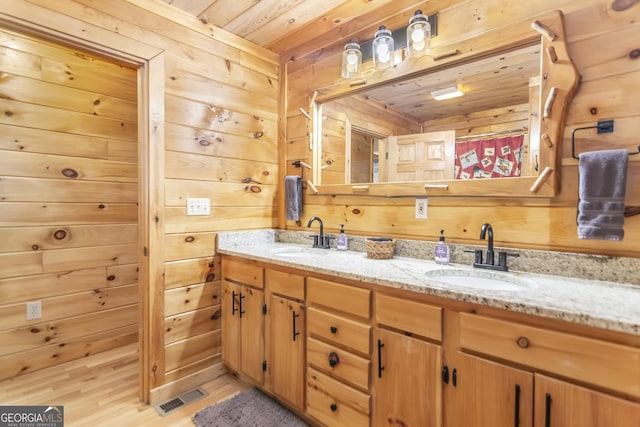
[425,269,533,292]
[270,246,330,258]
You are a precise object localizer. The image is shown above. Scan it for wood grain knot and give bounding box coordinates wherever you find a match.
[98,204,106,209]
[246,185,261,193]
[630,49,640,59]
[516,336,530,348]
[31,244,39,251]
[205,273,215,282]
[185,236,195,243]
[62,168,79,178]
[198,138,211,146]
[352,208,361,214]
[53,229,67,240]
[107,275,116,281]
[253,131,264,139]
[611,0,638,11]
[211,310,222,320]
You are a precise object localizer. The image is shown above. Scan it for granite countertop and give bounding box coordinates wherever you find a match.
[218,230,640,336]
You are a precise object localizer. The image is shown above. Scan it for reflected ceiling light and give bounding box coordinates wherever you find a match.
[431,86,464,100]
[341,40,362,78]
[407,9,431,57]
[372,26,394,70]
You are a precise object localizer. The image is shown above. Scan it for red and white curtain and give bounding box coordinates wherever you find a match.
[454,134,525,179]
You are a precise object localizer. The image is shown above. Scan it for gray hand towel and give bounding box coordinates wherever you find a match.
[577,149,628,241]
[285,175,302,221]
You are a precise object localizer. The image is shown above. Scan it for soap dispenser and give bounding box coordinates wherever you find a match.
[337,224,348,251]
[435,229,450,265]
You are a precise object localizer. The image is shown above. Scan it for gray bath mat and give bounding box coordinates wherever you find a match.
[192,388,309,427]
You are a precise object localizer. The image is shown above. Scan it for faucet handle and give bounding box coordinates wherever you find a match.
[464,249,483,265]
[497,251,519,270]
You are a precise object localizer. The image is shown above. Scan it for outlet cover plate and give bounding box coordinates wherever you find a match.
[186,198,211,216]
[26,301,42,320]
[416,198,428,219]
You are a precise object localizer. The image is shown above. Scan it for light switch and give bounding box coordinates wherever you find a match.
[186,198,211,216]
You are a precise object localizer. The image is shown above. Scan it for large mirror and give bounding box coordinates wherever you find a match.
[311,11,579,198]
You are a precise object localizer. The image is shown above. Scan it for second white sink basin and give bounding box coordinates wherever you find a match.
[270,246,330,259]
[425,268,533,292]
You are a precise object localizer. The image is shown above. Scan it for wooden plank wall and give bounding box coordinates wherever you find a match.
[2,0,279,392]
[285,0,640,258]
[0,28,139,380]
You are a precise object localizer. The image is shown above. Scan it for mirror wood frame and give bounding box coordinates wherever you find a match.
[310,10,578,198]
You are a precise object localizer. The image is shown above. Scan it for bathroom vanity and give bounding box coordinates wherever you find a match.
[218,231,640,427]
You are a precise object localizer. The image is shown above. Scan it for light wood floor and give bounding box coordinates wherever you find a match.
[0,343,249,426]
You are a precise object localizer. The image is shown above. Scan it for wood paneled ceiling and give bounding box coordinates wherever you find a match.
[161,0,538,123]
[160,0,429,57]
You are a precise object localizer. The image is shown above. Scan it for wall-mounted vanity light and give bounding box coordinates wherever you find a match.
[430,86,464,100]
[340,10,437,78]
[341,40,362,78]
[372,26,394,70]
[407,9,431,57]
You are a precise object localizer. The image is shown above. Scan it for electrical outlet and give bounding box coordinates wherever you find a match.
[26,301,41,321]
[186,198,211,216]
[415,198,428,219]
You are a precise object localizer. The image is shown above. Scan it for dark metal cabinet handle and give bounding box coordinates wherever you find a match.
[330,325,338,334]
[330,403,338,412]
[292,311,300,341]
[545,393,551,427]
[442,366,449,384]
[377,340,385,378]
[328,352,340,368]
[239,293,245,318]
[231,290,237,315]
[452,368,457,387]
[514,384,521,427]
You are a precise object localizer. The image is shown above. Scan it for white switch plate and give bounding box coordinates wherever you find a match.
[26,301,42,320]
[186,198,211,216]
[415,198,428,219]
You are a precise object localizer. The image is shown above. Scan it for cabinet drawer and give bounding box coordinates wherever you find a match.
[307,367,370,427]
[222,258,263,289]
[375,293,442,341]
[307,337,370,391]
[459,313,640,397]
[265,269,304,300]
[308,307,371,356]
[307,277,370,319]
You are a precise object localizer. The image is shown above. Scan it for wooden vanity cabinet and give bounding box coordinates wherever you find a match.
[306,277,372,427]
[453,312,640,427]
[373,294,443,427]
[264,269,306,412]
[221,258,265,384]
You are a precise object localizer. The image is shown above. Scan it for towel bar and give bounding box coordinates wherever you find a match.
[571,119,640,159]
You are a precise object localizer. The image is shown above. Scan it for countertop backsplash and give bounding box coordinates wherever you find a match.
[228,229,640,286]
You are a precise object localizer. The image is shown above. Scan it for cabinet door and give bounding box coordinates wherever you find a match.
[221,280,242,372]
[241,285,265,384]
[269,294,305,411]
[373,327,442,427]
[534,374,640,427]
[447,352,533,427]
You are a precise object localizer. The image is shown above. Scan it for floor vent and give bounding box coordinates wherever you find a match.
[155,386,208,417]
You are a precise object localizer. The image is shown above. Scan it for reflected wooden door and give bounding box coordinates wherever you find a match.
[387,131,455,182]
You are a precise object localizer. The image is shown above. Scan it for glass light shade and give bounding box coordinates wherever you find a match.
[407,10,431,57]
[341,40,362,78]
[372,26,394,70]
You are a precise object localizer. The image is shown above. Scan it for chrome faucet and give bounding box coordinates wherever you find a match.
[469,223,519,271]
[307,216,331,249]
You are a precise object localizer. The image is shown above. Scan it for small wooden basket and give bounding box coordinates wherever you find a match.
[366,238,395,259]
